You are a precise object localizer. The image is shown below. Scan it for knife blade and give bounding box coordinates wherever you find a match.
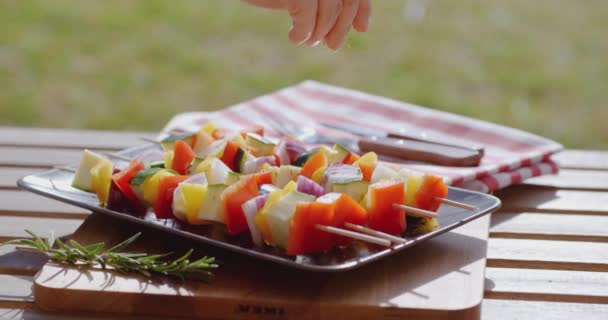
[320,122,485,155]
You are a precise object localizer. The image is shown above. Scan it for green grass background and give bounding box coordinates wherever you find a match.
[1,0,606,148]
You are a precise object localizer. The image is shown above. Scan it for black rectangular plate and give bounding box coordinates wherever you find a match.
[18,144,501,272]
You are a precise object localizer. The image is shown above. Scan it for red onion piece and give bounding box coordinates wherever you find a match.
[275,141,290,166]
[284,139,307,163]
[242,194,269,247]
[296,175,326,197]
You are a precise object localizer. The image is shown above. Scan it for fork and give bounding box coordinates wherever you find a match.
[264,115,360,151]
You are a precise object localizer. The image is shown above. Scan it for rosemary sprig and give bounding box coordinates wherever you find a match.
[0,230,218,281]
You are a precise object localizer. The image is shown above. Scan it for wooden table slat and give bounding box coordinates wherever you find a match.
[481,299,608,320]
[0,275,34,303]
[0,245,52,276]
[0,127,154,150]
[485,267,608,304]
[490,212,608,242]
[552,150,608,170]
[0,191,88,218]
[494,187,608,214]
[524,169,608,190]
[487,238,608,271]
[0,168,44,189]
[0,147,103,168]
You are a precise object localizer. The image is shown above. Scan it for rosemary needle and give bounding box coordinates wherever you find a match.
[1,230,218,281]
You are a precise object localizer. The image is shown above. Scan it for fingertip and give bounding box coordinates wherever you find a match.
[289,26,312,45]
[324,40,340,51]
[353,0,371,32]
[353,18,369,32]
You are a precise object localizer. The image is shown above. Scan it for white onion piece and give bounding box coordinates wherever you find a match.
[284,139,307,163]
[242,194,269,247]
[322,163,363,190]
[243,156,276,174]
[296,175,325,197]
[259,184,280,195]
[172,187,186,222]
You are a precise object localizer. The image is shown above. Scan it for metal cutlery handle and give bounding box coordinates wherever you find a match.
[358,137,483,167]
[386,131,485,155]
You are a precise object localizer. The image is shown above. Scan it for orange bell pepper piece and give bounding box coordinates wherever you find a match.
[300,151,328,179]
[368,181,406,235]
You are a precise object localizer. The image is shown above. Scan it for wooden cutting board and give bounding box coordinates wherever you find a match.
[33,212,490,320]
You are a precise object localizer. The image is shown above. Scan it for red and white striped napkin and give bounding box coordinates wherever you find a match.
[163,81,562,193]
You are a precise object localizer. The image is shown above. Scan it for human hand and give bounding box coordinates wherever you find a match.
[242,0,371,50]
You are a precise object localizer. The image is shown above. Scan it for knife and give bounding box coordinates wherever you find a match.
[320,122,485,155]
[320,122,483,167]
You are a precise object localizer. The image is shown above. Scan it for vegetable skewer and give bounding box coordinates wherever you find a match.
[64,122,480,256]
[59,161,393,247]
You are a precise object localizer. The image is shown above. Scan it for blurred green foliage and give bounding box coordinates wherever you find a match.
[0,0,606,148]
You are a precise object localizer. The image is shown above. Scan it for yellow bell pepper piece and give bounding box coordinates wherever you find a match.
[194,157,215,174]
[90,159,113,205]
[202,122,218,136]
[164,150,174,171]
[311,166,326,184]
[406,173,423,207]
[143,170,175,205]
[353,152,378,165]
[180,183,207,225]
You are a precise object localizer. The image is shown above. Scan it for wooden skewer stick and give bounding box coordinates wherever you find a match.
[344,222,408,244]
[435,197,478,211]
[392,203,438,219]
[315,225,392,247]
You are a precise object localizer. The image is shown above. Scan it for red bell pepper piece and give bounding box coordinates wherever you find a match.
[221,172,273,235]
[112,159,144,204]
[220,140,240,172]
[342,152,360,165]
[332,194,369,247]
[287,202,335,255]
[368,181,406,235]
[171,140,196,175]
[254,170,273,186]
[153,175,188,219]
[106,179,147,216]
[415,175,448,212]
[221,174,259,235]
